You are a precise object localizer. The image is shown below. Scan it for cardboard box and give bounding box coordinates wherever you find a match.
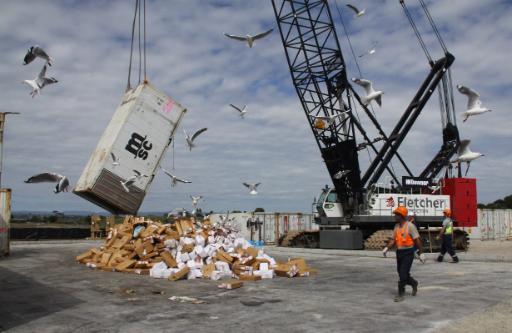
[246,247,259,258]
[181,244,194,253]
[161,251,178,268]
[76,250,93,263]
[134,269,150,275]
[218,280,243,290]
[215,250,234,263]
[116,259,136,271]
[201,263,215,279]
[100,252,112,265]
[169,266,190,281]
[238,274,262,282]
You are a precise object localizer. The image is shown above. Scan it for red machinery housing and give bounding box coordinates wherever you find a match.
[442,178,477,227]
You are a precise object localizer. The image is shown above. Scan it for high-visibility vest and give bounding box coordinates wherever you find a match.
[445,219,453,235]
[395,222,414,248]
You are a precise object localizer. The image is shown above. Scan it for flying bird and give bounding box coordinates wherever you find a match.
[24,172,70,193]
[23,46,53,66]
[161,167,191,187]
[428,185,440,194]
[359,42,377,58]
[224,29,273,48]
[52,210,65,216]
[120,170,148,193]
[22,64,58,98]
[243,182,261,195]
[110,152,120,167]
[190,195,203,207]
[352,78,383,107]
[229,104,247,118]
[346,4,365,17]
[457,85,492,122]
[451,139,484,176]
[184,128,207,151]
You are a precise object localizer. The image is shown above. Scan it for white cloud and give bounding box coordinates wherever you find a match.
[0,0,510,214]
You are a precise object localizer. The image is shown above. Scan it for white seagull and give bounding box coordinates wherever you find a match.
[23,45,53,66]
[110,152,120,167]
[243,182,261,195]
[457,85,492,122]
[24,172,70,193]
[346,4,365,17]
[120,170,148,193]
[451,139,484,176]
[352,78,383,107]
[428,185,441,194]
[359,42,377,58]
[190,195,203,208]
[229,104,247,118]
[22,64,58,98]
[184,128,207,151]
[161,167,191,187]
[224,29,273,48]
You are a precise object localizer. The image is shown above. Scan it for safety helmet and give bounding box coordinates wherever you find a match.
[443,208,451,217]
[393,205,408,218]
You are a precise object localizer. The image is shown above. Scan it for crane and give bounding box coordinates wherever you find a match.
[271,0,474,250]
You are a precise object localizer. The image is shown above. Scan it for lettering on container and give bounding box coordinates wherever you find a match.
[125,132,153,160]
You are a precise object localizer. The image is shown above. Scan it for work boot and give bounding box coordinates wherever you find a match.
[410,278,418,296]
[394,281,405,302]
[451,256,459,263]
[437,255,443,262]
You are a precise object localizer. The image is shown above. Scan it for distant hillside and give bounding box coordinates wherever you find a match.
[478,195,512,209]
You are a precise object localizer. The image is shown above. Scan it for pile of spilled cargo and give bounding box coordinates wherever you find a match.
[76,216,315,287]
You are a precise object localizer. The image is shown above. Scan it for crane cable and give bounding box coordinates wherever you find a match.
[126,0,139,91]
[400,0,433,64]
[126,0,147,91]
[334,1,399,180]
[333,1,372,164]
[419,0,447,54]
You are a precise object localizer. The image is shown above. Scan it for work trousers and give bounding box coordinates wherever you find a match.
[396,248,416,294]
[440,234,456,258]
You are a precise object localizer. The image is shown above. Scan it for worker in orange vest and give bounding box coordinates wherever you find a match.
[437,208,459,263]
[383,205,424,302]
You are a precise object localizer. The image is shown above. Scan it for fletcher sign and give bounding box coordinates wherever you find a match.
[371,194,450,216]
[397,196,446,209]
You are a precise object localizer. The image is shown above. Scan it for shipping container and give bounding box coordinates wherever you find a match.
[210,212,318,245]
[0,189,11,257]
[478,209,512,241]
[74,83,186,215]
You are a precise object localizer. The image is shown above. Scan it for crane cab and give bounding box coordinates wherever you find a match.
[315,186,345,224]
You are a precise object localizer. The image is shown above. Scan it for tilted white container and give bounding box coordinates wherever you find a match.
[74,83,186,215]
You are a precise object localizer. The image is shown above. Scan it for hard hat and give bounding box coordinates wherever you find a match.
[443,208,451,217]
[393,205,408,218]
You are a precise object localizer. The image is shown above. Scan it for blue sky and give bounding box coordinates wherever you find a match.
[0,0,510,214]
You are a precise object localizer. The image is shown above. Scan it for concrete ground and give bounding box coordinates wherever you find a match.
[1,241,512,333]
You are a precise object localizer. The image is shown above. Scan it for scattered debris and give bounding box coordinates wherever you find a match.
[76,216,315,284]
[169,296,206,304]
